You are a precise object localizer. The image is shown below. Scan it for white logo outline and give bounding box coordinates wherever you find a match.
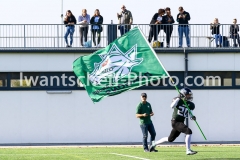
[89,44,143,85]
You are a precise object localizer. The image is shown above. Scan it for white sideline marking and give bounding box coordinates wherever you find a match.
[111,153,150,160]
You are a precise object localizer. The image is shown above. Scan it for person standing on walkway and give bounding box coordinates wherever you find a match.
[64,10,76,47]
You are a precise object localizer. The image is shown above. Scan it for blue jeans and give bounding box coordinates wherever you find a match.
[64,26,75,46]
[119,26,129,36]
[178,26,190,47]
[213,34,222,46]
[140,123,156,150]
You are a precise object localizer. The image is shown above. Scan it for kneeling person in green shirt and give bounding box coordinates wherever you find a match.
[136,93,157,152]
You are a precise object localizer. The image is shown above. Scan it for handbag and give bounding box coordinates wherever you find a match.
[83,40,92,48]
[152,41,164,48]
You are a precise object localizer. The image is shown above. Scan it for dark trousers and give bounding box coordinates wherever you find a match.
[164,26,173,45]
[119,26,129,36]
[230,34,240,47]
[79,26,88,46]
[140,123,156,150]
[168,120,192,142]
[148,25,161,43]
[92,29,101,46]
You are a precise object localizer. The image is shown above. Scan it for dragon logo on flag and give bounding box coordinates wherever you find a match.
[89,44,143,85]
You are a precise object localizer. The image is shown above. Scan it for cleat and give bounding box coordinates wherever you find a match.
[144,149,149,152]
[151,148,158,152]
[149,145,157,152]
[186,149,198,155]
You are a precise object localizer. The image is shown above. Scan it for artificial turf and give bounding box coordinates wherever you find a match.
[0,146,239,160]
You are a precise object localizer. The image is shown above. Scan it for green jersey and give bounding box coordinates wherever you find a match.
[171,97,195,122]
[136,101,152,125]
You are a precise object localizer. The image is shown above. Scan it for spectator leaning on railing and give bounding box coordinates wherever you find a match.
[148,9,165,44]
[117,5,133,36]
[230,18,240,47]
[64,10,76,47]
[210,18,222,48]
[78,9,90,47]
[162,7,175,48]
[177,6,191,48]
[90,9,103,47]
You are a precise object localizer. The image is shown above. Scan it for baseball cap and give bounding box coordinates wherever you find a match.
[141,93,147,97]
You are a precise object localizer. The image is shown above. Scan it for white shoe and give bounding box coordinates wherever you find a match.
[97,44,101,47]
[186,149,197,155]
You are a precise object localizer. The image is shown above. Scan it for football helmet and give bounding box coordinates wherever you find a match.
[179,87,193,101]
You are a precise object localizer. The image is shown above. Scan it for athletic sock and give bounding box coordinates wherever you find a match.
[151,140,155,146]
[185,134,191,151]
[155,137,168,146]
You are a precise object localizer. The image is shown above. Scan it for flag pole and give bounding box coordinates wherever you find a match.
[137,26,207,140]
[170,77,207,140]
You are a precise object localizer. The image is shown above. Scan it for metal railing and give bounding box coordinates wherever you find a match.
[0,24,239,48]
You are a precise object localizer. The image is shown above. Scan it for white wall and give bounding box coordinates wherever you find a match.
[0,52,240,143]
[1,53,240,72]
[0,53,83,72]
[0,90,239,143]
[188,53,240,71]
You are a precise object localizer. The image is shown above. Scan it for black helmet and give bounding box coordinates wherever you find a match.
[179,87,193,101]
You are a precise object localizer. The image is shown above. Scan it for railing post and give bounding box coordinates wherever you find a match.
[24,25,26,48]
[222,24,223,47]
[61,24,63,47]
[57,25,59,48]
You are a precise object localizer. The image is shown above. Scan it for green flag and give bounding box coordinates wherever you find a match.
[73,26,169,102]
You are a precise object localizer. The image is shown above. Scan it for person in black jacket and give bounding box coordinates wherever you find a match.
[177,6,190,47]
[64,10,76,47]
[230,19,240,47]
[210,18,222,47]
[162,7,175,48]
[148,9,165,43]
[90,9,103,47]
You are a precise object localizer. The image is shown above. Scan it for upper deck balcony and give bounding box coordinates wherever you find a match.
[1,24,240,53]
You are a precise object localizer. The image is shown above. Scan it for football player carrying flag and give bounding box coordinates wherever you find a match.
[150,87,198,155]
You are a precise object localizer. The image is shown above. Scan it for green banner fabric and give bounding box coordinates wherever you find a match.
[73,26,169,102]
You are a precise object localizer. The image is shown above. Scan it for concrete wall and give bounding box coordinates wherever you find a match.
[1,52,240,72]
[0,90,239,143]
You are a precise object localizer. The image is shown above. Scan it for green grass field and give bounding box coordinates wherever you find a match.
[0,146,239,160]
